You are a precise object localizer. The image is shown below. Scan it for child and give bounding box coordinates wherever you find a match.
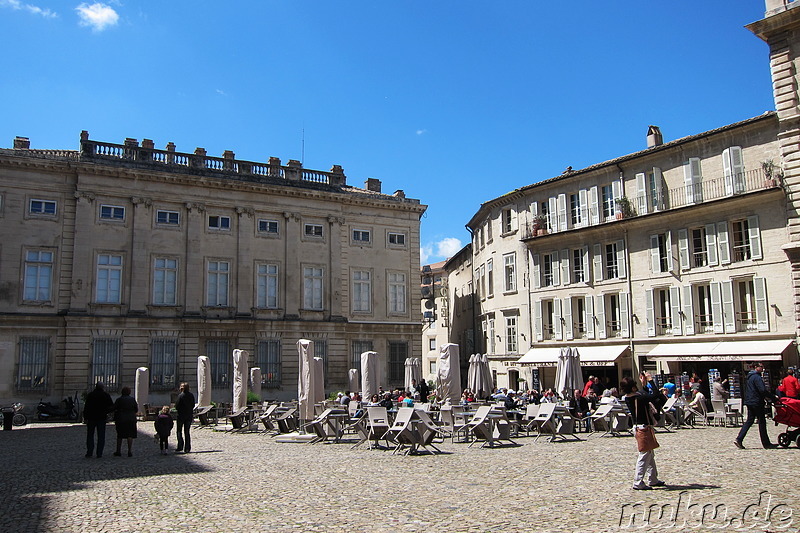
[154,406,174,455]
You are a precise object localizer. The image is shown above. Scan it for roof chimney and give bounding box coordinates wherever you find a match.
[13,136,30,149]
[646,125,663,148]
[365,178,381,193]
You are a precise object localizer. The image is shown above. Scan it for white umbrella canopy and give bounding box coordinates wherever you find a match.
[555,347,583,400]
[348,369,359,395]
[436,343,462,404]
[135,367,149,415]
[480,354,494,399]
[404,357,422,392]
[250,367,262,401]
[297,339,318,422]
[467,354,479,396]
[361,351,380,400]
[232,349,249,412]
[197,356,212,407]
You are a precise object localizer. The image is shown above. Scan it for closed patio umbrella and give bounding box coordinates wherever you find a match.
[135,366,149,415]
[436,343,461,404]
[480,353,494,399]
[555,347,583,400]
[297,339,320,422]
[250,367,262,402]
[232,349,249,413]
[348,369,359,395]
[314,357,325,406]
[361,351,380,400]
[404,357,422,392]
[197,356,212,407]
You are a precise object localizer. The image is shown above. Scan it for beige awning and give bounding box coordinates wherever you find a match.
[646,339,795,362]
[518,345,629,367]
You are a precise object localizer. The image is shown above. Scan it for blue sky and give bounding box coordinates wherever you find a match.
[0,1,775,263]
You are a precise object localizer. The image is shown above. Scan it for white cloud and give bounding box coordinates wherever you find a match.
[416,129,427,136]
[436,237,462,257]
[1,0,56,17]
[215,89,227,96]
[420,237,463,265]
[76,2,119,31]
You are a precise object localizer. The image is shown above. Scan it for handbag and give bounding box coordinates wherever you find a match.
[634,395,660,452]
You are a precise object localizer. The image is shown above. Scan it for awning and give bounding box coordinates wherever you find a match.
[646,339,795,362]
[518,345,629,367]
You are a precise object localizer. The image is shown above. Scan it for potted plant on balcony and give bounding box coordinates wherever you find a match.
[615,196,636,219]
[532,214,547,236]
[761,159,783,188]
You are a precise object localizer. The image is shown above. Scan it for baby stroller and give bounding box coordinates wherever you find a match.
[774,397,800,448]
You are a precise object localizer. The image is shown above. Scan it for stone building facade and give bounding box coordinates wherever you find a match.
[457,1,800,393]
[0,133,425,405]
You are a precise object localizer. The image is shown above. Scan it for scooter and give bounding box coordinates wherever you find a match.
[36,394,79,421]
[1,403,27,426]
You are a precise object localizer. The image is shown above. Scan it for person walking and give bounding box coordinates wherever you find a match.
[84,382,113,458]
[734,362,777,449]
[154,406,174,455]
[175,382,195,454]
[113,386,138,457]
[622,372,667,490]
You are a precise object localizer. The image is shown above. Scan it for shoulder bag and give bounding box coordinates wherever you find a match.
[634,394,660,452]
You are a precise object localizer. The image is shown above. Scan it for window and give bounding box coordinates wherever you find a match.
[731,217,762,262]
[156,210,180,226]
[256,263,279,308]
[722,146,746,196]
[388,232,406,246]
[207,260,229,306]
[23,250,53,302]
[542,252,559,287]
[505,315,518,353]
[605,243,619,279]
[574,298,587,338]
[352,229,371,244]
[487,318,496,353]
[569,192,585,227]
[502,208,515,234]
[655,288,672,335]
[601,185,615,220]
[208,215,231,230]
[153,257,178,305]
[428,338,436,351]
[606,293,622,336]
[150,339,177,390]
[17,337,49,391]
[486,259,494,297]
[258,219,279,234]
[257,339,281,387]
[29,199,56,216]
[486,218,493,241]
[206,339,230,387]
[92,338,121,390]
[537,299,556,341]
[650,233,672,273]
[695,284,714,333]
[503,253,516,292]
[388,341,408,383]
[303,266,324,310]
[736,279,758,332]
[388,272,407,313]
[352,270,371,312]
[572,248,587,283]
[304,224,323,238]
[351,340,374,372]
[691,227,708,267]
[100,205,125,220]
[96,254,123,303]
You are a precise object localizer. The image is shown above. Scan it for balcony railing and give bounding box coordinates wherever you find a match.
[523,167,780,239]
[80,135,347,187]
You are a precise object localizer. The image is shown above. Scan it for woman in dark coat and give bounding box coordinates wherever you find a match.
[113,386,138,457]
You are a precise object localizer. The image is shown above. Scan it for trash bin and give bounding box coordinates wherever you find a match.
[2,409,13,431]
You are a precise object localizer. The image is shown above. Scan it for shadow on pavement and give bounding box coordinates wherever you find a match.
[0,423,213,532]
[661,483,721,491]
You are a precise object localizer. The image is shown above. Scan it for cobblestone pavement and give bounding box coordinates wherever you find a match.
[0,419,797,532]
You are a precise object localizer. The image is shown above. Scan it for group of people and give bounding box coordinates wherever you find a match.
[83,381,196,458]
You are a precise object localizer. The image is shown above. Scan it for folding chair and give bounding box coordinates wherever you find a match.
[589,404,614,435]
[386,408,423,455]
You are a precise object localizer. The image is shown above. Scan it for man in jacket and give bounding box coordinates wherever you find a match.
[84,382,113,458]
[175,382,195,453]
[734,363,776,449]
